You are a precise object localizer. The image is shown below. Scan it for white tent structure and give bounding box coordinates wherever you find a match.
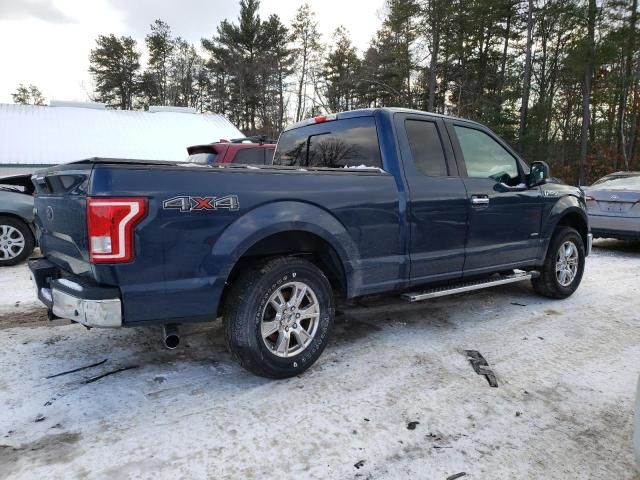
[0,101,244,176]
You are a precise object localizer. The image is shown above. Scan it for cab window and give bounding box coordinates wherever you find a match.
[234,148,266,165]
[454,126,520,185]
[274,117,382,169]
[405,120,448,176]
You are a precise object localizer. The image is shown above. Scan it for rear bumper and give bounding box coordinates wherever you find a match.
[28,257,122,328]
[589,214,640,240]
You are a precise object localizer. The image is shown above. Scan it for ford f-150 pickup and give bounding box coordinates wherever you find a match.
[29,108,592,378]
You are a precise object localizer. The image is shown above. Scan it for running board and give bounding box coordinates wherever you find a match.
[401,271,538,303]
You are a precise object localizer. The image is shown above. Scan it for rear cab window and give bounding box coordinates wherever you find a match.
[187,151,218,165]
[274,117,383,170]
[234,147,267,165]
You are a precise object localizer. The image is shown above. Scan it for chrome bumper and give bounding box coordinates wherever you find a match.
[50,285,122,328]
[28,258,122,328]
[587,233,593,256]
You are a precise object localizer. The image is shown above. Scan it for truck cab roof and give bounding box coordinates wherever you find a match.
[283,107,484,132]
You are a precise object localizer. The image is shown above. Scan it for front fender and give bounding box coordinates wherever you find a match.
[539,194,589,257]
[209,200,360,290]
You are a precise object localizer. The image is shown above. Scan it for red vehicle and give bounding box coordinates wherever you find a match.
[187,136,276,166]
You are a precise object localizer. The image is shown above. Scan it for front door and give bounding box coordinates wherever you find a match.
[395,113,469,285]
[447,122,543,275]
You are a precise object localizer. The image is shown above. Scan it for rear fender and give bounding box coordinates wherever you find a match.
[210,201,360,295]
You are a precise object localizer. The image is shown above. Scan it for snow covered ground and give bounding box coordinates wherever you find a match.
[1,240,639,479]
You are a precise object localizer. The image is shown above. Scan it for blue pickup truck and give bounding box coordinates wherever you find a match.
[29,108,591,378]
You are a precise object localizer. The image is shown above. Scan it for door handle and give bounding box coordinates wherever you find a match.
[471,195,490,206]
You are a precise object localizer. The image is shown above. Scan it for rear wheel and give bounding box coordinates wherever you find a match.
[532,226,585,299]
[0,216,34,267]
[223,257,335,378]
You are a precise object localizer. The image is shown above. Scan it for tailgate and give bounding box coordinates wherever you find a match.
[32,164,94,277]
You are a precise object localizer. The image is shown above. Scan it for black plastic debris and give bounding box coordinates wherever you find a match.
[354,460,365,469]
[45,359,108,379]
[83,365,138,384]
[465,350,498,387]
[446,473,467,480]
[407,421,420,430]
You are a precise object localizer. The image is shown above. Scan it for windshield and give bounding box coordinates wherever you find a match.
[186,152,218,165]
[592,174,640,190]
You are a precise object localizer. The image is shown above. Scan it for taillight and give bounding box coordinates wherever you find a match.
[87,197,147,263]
[585,195,595,201]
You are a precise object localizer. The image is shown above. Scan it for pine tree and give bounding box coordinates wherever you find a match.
[322,27,361,112]
[12,84,45,105]
[144,20,175,106]
[89,34,141,110]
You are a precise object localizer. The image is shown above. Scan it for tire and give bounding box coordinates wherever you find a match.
[223,256,335,379]
[532,226,585,299]
[0,216,35,267]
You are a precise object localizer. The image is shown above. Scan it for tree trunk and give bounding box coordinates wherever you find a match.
[519,0,534,150]
[616,0,637,170]
[579,0,597,186]
[427,10,440,112]
[296,40,308,122]
[497,7,512,106]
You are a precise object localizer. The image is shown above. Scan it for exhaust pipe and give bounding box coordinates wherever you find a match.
[163,324,180,349]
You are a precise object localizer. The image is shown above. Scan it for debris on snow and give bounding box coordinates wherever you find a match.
[446,473,467,480]
[45,359,108,379]
[465,350,498,388]
[83,365,138,384]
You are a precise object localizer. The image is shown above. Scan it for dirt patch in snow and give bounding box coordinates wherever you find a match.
[0,307,50,330]
[0,432,82,477]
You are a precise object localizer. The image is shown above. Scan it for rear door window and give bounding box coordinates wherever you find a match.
[274,117,382,169]
[405,120,448,176]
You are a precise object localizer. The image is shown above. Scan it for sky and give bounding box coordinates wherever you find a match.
[0,0,386,103]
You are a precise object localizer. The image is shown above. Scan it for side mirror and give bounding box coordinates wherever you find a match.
[529,161,550,187]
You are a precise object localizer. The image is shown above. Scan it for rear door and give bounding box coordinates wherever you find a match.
[395,112,468,284]
[447,121,543,274]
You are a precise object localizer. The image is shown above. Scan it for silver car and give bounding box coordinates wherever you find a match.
[0,175,36,266]
[635,376,640,469]
[584,172,640,241]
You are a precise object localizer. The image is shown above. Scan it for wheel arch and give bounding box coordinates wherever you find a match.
[540,201,589,261]
[210,201,359,315]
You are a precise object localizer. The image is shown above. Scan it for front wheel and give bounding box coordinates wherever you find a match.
[532,226,585,299]
[223,257,335,378]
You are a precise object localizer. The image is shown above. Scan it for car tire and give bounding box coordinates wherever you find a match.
[223,256,335,379]
[0,216,35,267]
[532,226,585,299]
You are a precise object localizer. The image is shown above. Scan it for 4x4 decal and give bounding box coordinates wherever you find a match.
[163,195,239,212]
